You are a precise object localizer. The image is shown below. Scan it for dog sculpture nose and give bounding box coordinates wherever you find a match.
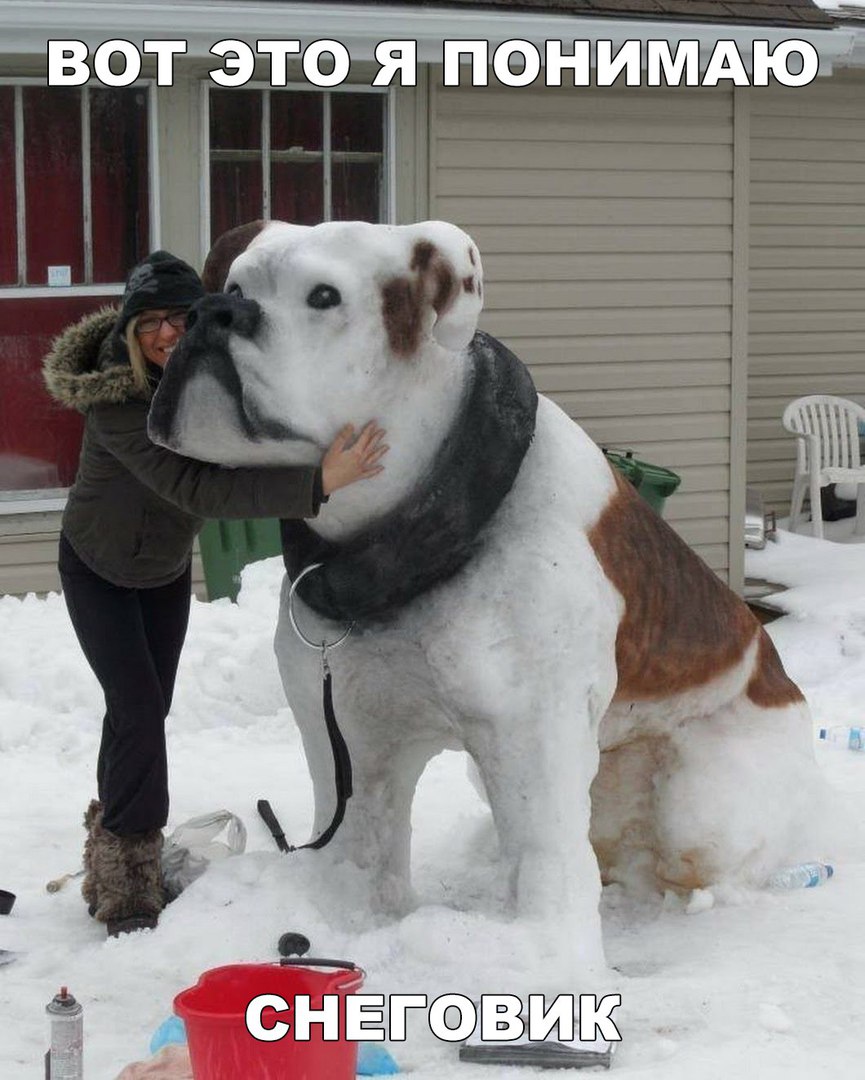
[194,292,262,339]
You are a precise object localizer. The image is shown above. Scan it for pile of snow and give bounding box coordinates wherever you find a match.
[748,528,865,723]
[1,543,864,1077]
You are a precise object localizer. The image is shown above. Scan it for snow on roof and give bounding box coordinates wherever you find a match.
[812,0,865,15]
[337,0,835,28]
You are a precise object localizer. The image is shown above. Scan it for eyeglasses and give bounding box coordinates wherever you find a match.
[135,312,188,335]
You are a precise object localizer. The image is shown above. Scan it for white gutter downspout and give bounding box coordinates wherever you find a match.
[0,1,857,75]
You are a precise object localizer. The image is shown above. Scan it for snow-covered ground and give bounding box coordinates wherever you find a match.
[1,534,864,1078]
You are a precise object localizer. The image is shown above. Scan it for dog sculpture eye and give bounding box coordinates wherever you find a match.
[306,284,342,310]
[226,283,243,299]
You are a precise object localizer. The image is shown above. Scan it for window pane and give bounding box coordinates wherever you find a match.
[90,88,150,283]
[211,161,263,238]
[332,161,382,223]
[23,88,84,285]
[0,88,16,285]
[210,89,261,150]
[271,91,322,151]
[0,297,116,492]
[271,91,323,224]
[209,90,387,234]
[210,90,262,239]
[271,163,323,225]
[331,93,383,153]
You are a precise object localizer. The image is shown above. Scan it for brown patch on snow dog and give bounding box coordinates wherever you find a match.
[382,240,482,359]
[589,468,802,707]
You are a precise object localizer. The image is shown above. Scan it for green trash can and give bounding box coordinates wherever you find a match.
[602,448,681,515]
[198,518,283,602]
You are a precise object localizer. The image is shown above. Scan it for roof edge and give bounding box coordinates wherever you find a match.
[0,1,857,73]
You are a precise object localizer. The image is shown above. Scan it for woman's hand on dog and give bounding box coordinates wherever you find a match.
[322,421,389,495]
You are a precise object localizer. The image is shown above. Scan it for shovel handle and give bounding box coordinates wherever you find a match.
[46,869,84,894]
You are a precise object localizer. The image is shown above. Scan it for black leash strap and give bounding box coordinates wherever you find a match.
[256,799,289,853]
[304,646,354,850]
[257,643,353,853]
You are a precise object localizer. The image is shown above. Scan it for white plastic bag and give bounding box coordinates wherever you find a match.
[161,810,247,900]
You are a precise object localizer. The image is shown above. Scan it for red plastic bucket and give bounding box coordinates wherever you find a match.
[174,960,365,1080]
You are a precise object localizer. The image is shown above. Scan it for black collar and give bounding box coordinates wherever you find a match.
[281,331,538,624]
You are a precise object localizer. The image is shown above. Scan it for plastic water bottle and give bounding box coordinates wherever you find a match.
[767,863,834,889]
[819,726,864,751]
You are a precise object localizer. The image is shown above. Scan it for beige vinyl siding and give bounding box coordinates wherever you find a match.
[431,80,736,576]
[748,71,865,516]
[0,522,64,597]
[0,513,207,599]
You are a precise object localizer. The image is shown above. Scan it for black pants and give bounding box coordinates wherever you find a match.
[59,534,191,836]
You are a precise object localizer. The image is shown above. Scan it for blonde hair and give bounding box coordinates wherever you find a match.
[124,316,153,398]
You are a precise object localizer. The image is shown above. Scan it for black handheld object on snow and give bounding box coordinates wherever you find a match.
[256,799,289,853]
[276,931,361,974]
[459,1008,616,1071]
[459,1041,614,1070]
[277,931,311,958]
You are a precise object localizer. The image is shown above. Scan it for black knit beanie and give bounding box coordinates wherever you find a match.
[119,251,205,330]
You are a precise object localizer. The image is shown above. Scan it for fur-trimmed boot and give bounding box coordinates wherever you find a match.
[88,811,166,937]
[81,799,102,917]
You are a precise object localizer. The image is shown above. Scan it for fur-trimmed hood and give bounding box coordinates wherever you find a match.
[43,307,141,411]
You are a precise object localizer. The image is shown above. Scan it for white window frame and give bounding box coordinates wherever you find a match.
[0,78,159,512]
[0,77,160,298]
[200,82,396,264]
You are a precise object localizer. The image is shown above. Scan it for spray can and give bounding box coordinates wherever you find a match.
[45,986,83,1080]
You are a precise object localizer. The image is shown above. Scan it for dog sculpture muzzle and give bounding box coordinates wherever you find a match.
[149,292,297,451]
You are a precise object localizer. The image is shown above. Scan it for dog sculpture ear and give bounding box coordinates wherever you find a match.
[202,220,268,292]
[383,222,484,358]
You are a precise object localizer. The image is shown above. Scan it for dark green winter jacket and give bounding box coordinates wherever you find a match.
[43,307,323,588]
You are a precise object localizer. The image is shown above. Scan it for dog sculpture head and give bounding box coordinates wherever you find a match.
[148,220,484,468]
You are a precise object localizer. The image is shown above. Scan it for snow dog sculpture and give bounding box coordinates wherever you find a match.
[150,220,821,980]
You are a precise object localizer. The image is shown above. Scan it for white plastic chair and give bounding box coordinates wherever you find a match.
[782,395,865,539]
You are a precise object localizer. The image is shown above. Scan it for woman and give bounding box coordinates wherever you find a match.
[43,251,387,936]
